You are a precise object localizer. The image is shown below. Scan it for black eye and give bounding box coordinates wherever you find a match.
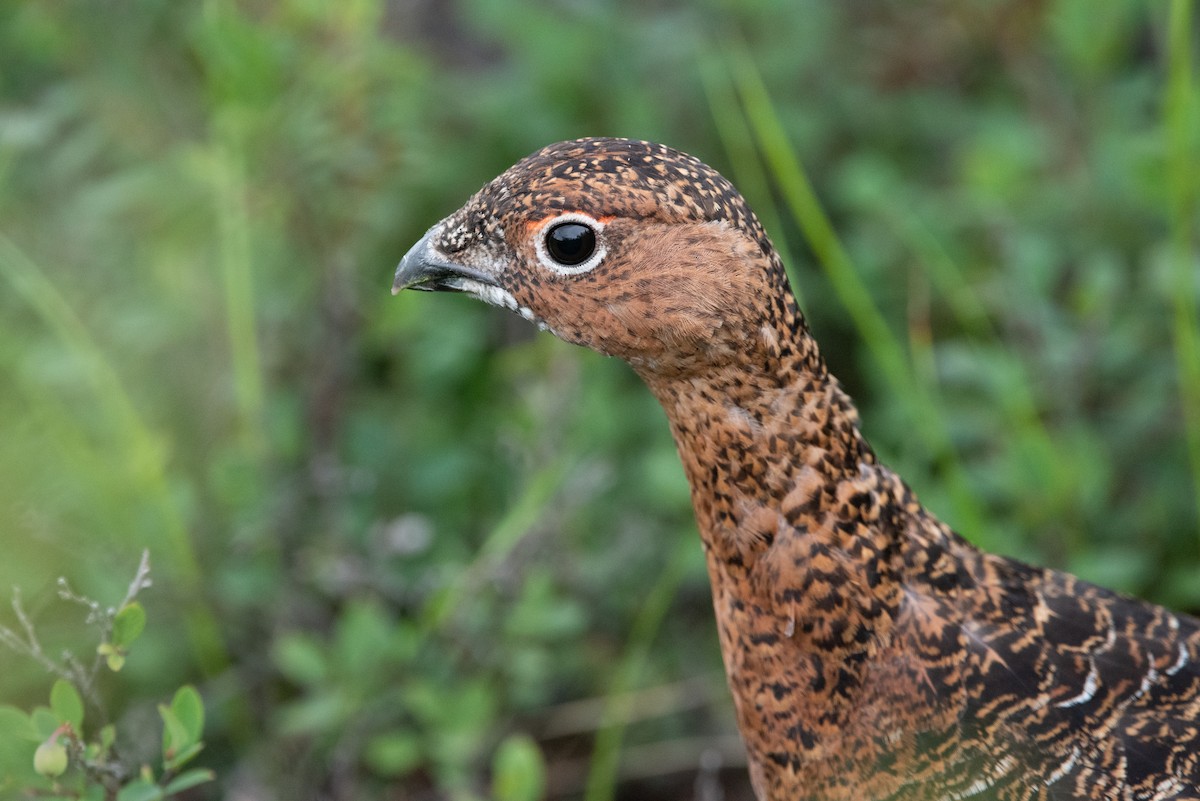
[544,222,597,266]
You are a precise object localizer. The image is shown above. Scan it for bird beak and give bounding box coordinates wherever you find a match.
[391,227,501,296]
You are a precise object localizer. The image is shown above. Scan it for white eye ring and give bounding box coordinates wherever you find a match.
[534,212,607,276]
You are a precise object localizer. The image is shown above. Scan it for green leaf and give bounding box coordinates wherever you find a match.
[163,768,214,795]
[275,691,349,736]
[98,643,127,672]
[492,733,545,801]
[116,779,164,801]
[163,741,203,772]
[333,599,393,678]
[50,680,84,731]
[0,706,39,785]
[169,686,204,745]
[364,731,422,777]
[272,633,328,686]
[160,688,204,770]
[0,706,37,741]
[158,705,188,759]
[111,603,146,649]
[31,707,60,740]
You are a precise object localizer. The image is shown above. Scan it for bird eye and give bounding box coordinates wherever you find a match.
[534,213,606,275]
[544,222,596,266]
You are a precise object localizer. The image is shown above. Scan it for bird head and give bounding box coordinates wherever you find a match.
[394,138,801,378]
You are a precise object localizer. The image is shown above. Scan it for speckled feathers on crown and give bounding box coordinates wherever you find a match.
[437,138,779,267]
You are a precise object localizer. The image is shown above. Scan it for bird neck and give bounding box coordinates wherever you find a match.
[639,311,952,778]
[640,312,880,569]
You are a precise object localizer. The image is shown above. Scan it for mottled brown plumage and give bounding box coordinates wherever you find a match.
[393,138,1200,800]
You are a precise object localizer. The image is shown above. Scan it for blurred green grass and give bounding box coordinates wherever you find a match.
[1,1,1197,799]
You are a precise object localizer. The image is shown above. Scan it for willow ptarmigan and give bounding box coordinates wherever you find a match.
[392,138,1200,800]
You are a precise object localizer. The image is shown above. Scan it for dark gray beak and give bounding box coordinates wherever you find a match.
[391,228,501,296]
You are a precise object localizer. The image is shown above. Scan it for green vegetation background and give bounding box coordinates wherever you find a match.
[1,0,1198,799]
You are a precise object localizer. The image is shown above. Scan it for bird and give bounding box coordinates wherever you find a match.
[392,138,1200,800]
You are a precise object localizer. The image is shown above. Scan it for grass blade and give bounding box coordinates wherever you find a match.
[698,50,804,306]
[721,42,989,541]
[1165,0,1200,543]
[211,119,266,455]
[583,535,691,801]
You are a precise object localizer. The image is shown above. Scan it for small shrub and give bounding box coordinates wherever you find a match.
[0,551,212,801]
